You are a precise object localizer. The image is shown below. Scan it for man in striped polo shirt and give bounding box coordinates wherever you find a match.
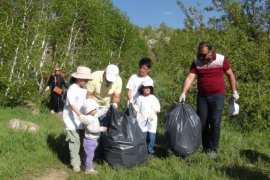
[179,42,239,158]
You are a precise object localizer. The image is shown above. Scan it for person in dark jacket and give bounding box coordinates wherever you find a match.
[45,66,67,114]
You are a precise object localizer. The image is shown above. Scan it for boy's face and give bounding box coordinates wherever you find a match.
[139,65,149,77]
[143,87,151,96]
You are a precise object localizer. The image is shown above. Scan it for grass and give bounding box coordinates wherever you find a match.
[0,107,269,180]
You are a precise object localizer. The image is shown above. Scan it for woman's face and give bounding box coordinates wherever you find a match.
[77,79,89,88]
[143,87,151,96]
[55,68,60,75]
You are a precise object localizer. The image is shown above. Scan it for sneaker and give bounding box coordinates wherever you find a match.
[73,166,81,172]
[148,154,154,159]
[208,150,217,159]
[50,110,55,114]
[85,169,98,174]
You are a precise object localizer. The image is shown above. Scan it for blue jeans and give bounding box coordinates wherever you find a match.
[197,94,225,152]
[143,132,156,154]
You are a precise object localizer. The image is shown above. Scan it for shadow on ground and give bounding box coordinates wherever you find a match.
[223,164,269,180]
[240,149,270,164]
[47,133,70,165]
[154,132,169,159]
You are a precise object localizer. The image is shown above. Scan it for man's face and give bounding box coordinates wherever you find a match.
[103,74,113,86]
[139,65,149,77]
[198,47,212,61]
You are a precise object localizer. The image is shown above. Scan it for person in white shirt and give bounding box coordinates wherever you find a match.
[134,79,160,155]
[80,99,108,174]
[126,57,153,103]
[63,66,92,173]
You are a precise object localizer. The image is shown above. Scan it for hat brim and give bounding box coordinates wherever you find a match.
[72,73,92,80]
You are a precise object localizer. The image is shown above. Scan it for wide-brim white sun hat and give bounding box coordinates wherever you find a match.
[72,66,92,80]
[82,99,99,114]
[229,99,239,116]
[141,79,154,87]
[105,64,119,83]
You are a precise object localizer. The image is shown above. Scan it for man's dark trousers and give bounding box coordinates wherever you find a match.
[197,94,225,152]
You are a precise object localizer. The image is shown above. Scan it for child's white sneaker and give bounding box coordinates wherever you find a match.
[85,169,98,174]
[50,110,55,114]
[73,166,81,172]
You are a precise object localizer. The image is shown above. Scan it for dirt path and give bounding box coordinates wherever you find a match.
[34,168,68,180]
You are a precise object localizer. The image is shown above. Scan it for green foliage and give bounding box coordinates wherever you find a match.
[0,0,148,107]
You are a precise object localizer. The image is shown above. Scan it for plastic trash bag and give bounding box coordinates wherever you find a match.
[101,104,148,168]
[229,99,239,116]
[165,103,202,157]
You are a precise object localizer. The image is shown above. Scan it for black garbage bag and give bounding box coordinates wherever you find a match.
[165,103,201,157]
[101,104,148,168]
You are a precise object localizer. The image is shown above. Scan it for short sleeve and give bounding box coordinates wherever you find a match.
[152,96,161,112]
[223,57,231,72]
[126,76,134,89]
[189,61,196,74]
[114,77,122,94]
[87,80,95,93]
[67,86,76,105]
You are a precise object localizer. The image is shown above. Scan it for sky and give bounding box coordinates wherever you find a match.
[112,0,219,29]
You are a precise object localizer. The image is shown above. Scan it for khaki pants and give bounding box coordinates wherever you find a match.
[66,130,85,167]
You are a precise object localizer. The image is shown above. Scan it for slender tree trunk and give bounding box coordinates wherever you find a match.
[118,28,126,59]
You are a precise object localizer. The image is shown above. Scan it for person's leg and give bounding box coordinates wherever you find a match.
[66,130,81,170]
[83,138,98,171]
[78,130,86,167]
[147,114,158,154]
[207,94,225,152]
[197,95,210,151]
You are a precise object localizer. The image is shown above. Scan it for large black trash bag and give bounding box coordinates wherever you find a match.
[165,103,202,157]
[101,104,148,168]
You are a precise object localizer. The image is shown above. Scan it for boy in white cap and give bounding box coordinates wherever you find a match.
[63,66,93,172]
[134,79,160,156]
[87,64,122,107]
[81,99,108,174]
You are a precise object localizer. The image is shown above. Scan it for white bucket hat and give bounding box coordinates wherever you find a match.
[229,99,239,116]
[105,64,119,83]
[141,79,154,87]
[72,66,92,80]
[82,99,99,114]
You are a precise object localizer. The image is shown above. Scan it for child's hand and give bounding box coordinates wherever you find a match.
[99,126,107,132]
[79,115,90,125]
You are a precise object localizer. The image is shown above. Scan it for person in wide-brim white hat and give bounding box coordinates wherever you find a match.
[63,66,93,173]
[72,66,92,80]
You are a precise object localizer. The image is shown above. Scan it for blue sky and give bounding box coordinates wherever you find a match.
[112,0,219,28]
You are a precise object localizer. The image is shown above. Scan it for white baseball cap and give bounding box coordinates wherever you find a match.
[141,79,154,87]
[105,64,119,83]
[82,99,99,114]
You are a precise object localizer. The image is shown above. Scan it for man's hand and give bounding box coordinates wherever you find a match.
[232,90,239,101]
[45,86,50,92]
[79,115,90,125]
[179,93,186,102]
[99,126,107,132]
[112,103,118,109]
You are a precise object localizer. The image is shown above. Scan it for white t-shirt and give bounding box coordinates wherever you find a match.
[63,84,87,130]
[135,94,160,122]
[126,74,153,100]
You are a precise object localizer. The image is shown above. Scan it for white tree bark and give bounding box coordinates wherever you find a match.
[118,28,126,59]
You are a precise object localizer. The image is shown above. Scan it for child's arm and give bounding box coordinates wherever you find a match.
[86,117,107,133]
[96,105,110,117]
[152,96,161,113]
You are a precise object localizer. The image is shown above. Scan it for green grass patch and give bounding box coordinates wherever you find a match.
[0,108,269,179]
